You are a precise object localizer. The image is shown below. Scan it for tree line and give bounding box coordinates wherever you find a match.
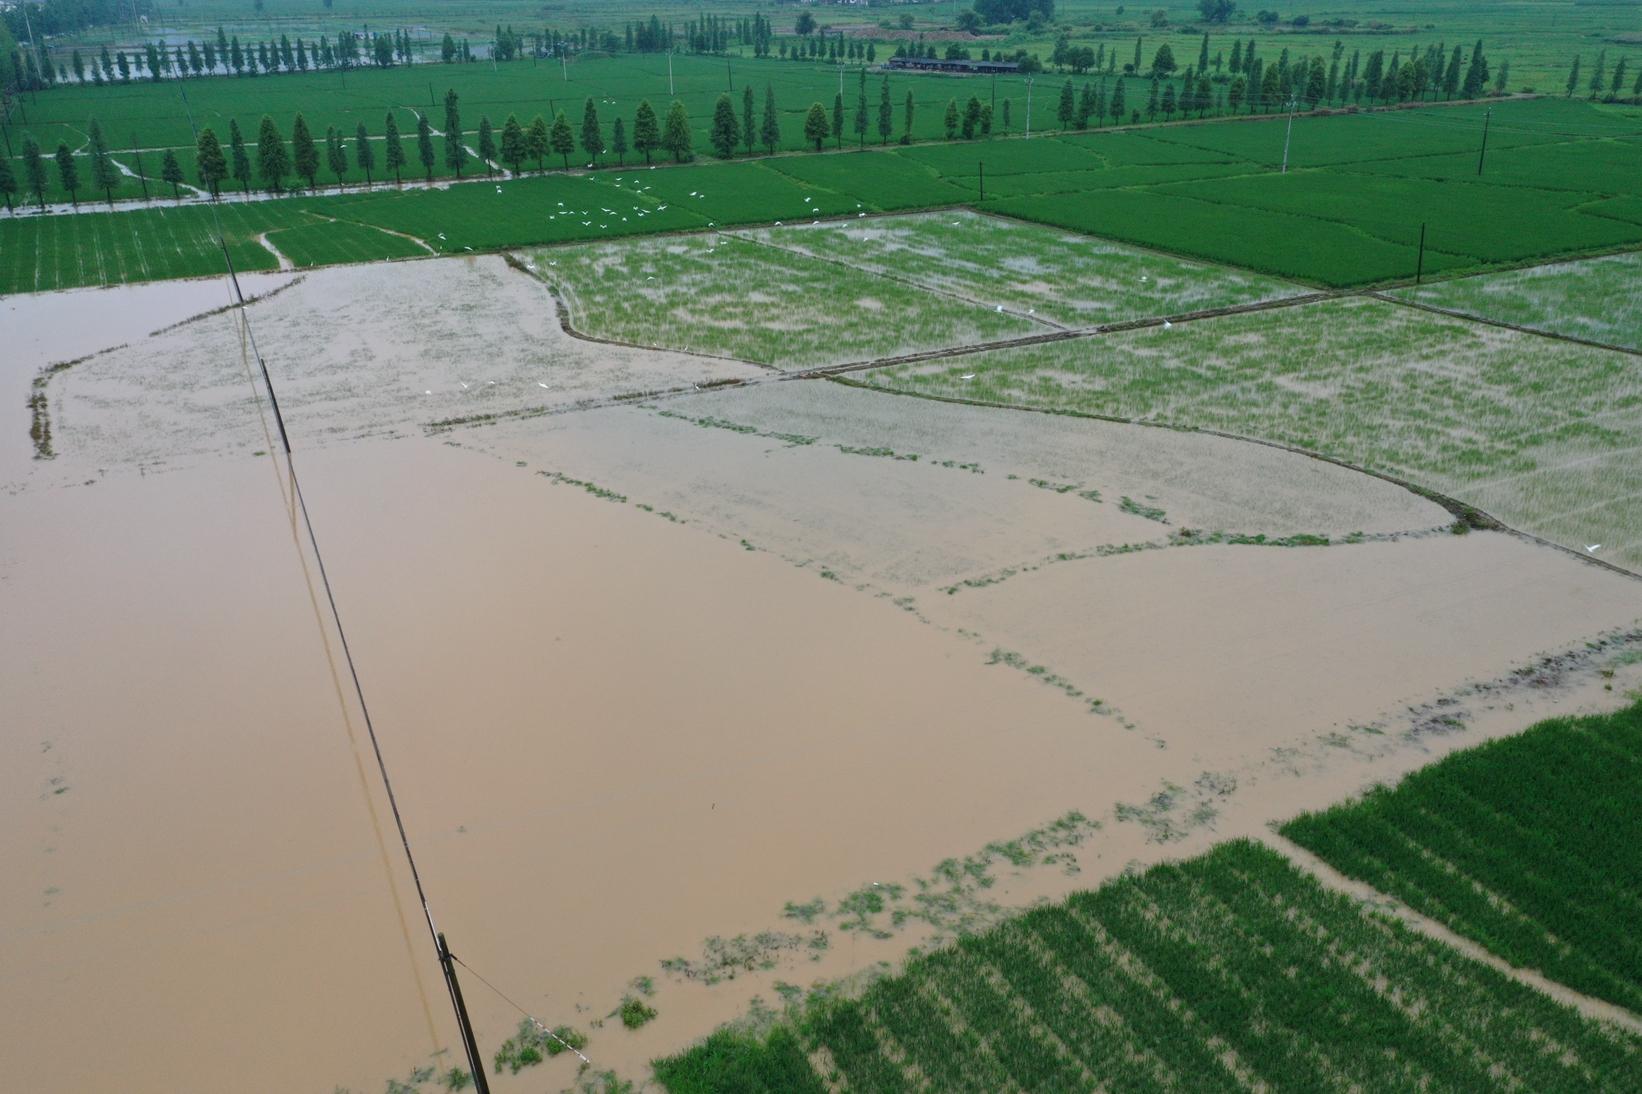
[1566,51,1642,103]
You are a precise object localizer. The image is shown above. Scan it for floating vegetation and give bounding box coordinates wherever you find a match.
[537,469,627,503]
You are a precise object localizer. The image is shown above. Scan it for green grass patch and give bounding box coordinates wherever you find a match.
[1283,700,1642,1013]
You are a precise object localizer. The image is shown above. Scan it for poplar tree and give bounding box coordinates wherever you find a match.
[444,90,467,177]
[633,100,660,163]
[159,148,183,197]
[904,90,916,144]
[761,84,781,153]
[384,113,405,184]
[854,69,868,147]
[22,137,48,209]
[326,126,348,186]
[527,115,550,171]
[962,95,982,139]
[944,97,959,138]
[803,101,829,150]
[416,113,436,180]
[257,115,290,192]
[663,100,693,161]
[833,93,844,148]
[195,127,228,198]
[550,111,574,167]
[500,114,526,174]
[291,113,319,189]
[581,98,604,164]
[611,118,628,165]
[477,117,496,175]
[1110,78,1126,122]
[710,93,738,157]
[878,77,893,144]
[229,120,252,192]
[742,85,756,154]
[88,119,120,204]
[1565,56,1581,98]
[355,122,375,185]
[0,156,17,212]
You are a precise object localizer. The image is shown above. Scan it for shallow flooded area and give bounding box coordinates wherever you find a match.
[5,256,1641,1091]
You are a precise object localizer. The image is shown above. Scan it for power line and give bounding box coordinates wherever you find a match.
[176,82,493,1092]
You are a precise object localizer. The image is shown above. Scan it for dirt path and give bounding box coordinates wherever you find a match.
[1262,832,1642,1037]
[256,232,294,271]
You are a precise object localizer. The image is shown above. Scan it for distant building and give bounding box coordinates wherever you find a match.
[885,56,1020,75]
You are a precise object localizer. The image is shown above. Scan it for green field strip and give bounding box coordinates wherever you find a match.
[655,838,1642,1090]
[1283,702,1642,1015]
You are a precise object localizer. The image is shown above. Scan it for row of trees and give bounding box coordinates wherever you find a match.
[1567,51,1642,102]
[0,118,185,211]
[14,26,436,89]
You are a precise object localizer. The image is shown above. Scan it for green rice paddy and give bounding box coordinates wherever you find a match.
[1283,701,1642,1014]
[1395,252,1642,351]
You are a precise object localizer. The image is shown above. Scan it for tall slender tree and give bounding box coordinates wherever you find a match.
[416,113,436,180]
[257,116,291,193]
[833,93,845,149]
[662,100,693,161]
[444,90,467,177]
[477,117,497,175]
[803,101,829,150]
[326,126,348,186]
[383,113,405,184]
[500,114,526,174]
[611,117,628,165]
[291,113,319,189]
[854,68,868,147]
[878,77,893,144]
[88,119,120,205]
[527,115,550,171]
[710,93,738,157]
[1565,56,1581,98]
[550,111,575,167]
[742,85,756,154]
[633,100,661,163]
[581,98,605,164]
[355,122,375,185]
[761,84,781,153]
[944,97,960,138]
[196,127,228,198]
[904,90,916,144]
[0,156,18,212]
[159,149,184,197]
[229,120,252,192]
[22,137,48,209]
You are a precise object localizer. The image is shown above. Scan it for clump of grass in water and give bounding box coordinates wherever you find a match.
[986,647,1108,715]
[618,995,658,1030]
[782,897,826,923]
[661,931,828,985]
[1120,496,1168,522]
[492,1020,587,1075]
[837,444,920,461]
[537,469,627,503]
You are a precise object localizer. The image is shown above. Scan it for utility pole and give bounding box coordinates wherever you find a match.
[1476,106,1492,175]
[1415,222,1427,284]
[978,161,984,200]
[436,934,492,1094]
[1281,97,1298,173]
[667,50,673,95]
[1025,77,1034,137]
[727,56,733,91]
[562,53,568,82]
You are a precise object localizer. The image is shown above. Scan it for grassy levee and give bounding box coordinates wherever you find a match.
[1283,700,1642,1015]
[653,838,1642,1091]
[4,95,1640,294]
[864,295,1642,571]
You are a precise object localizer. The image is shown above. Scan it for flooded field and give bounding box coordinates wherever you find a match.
[5,254,1641,1091]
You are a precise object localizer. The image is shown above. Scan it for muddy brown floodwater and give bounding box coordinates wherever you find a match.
[4,257,1641,1092]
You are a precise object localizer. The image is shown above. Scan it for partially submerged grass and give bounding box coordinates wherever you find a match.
[746,210,1300,328]
[1393,251,1642,351]
[866,296,1642,570]
[529,231,1036,368]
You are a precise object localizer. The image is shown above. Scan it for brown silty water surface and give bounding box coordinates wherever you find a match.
[4,255,1641,1091]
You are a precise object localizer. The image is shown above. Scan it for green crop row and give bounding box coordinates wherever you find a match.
[1283,700,1642,1014]
[654,838,1642,1091]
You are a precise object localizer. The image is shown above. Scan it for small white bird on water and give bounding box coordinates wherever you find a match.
[1162,319,1173,329]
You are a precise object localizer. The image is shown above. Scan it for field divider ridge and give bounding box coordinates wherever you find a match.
[1369,290,1642,359]
[1258,831,1642,1037]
